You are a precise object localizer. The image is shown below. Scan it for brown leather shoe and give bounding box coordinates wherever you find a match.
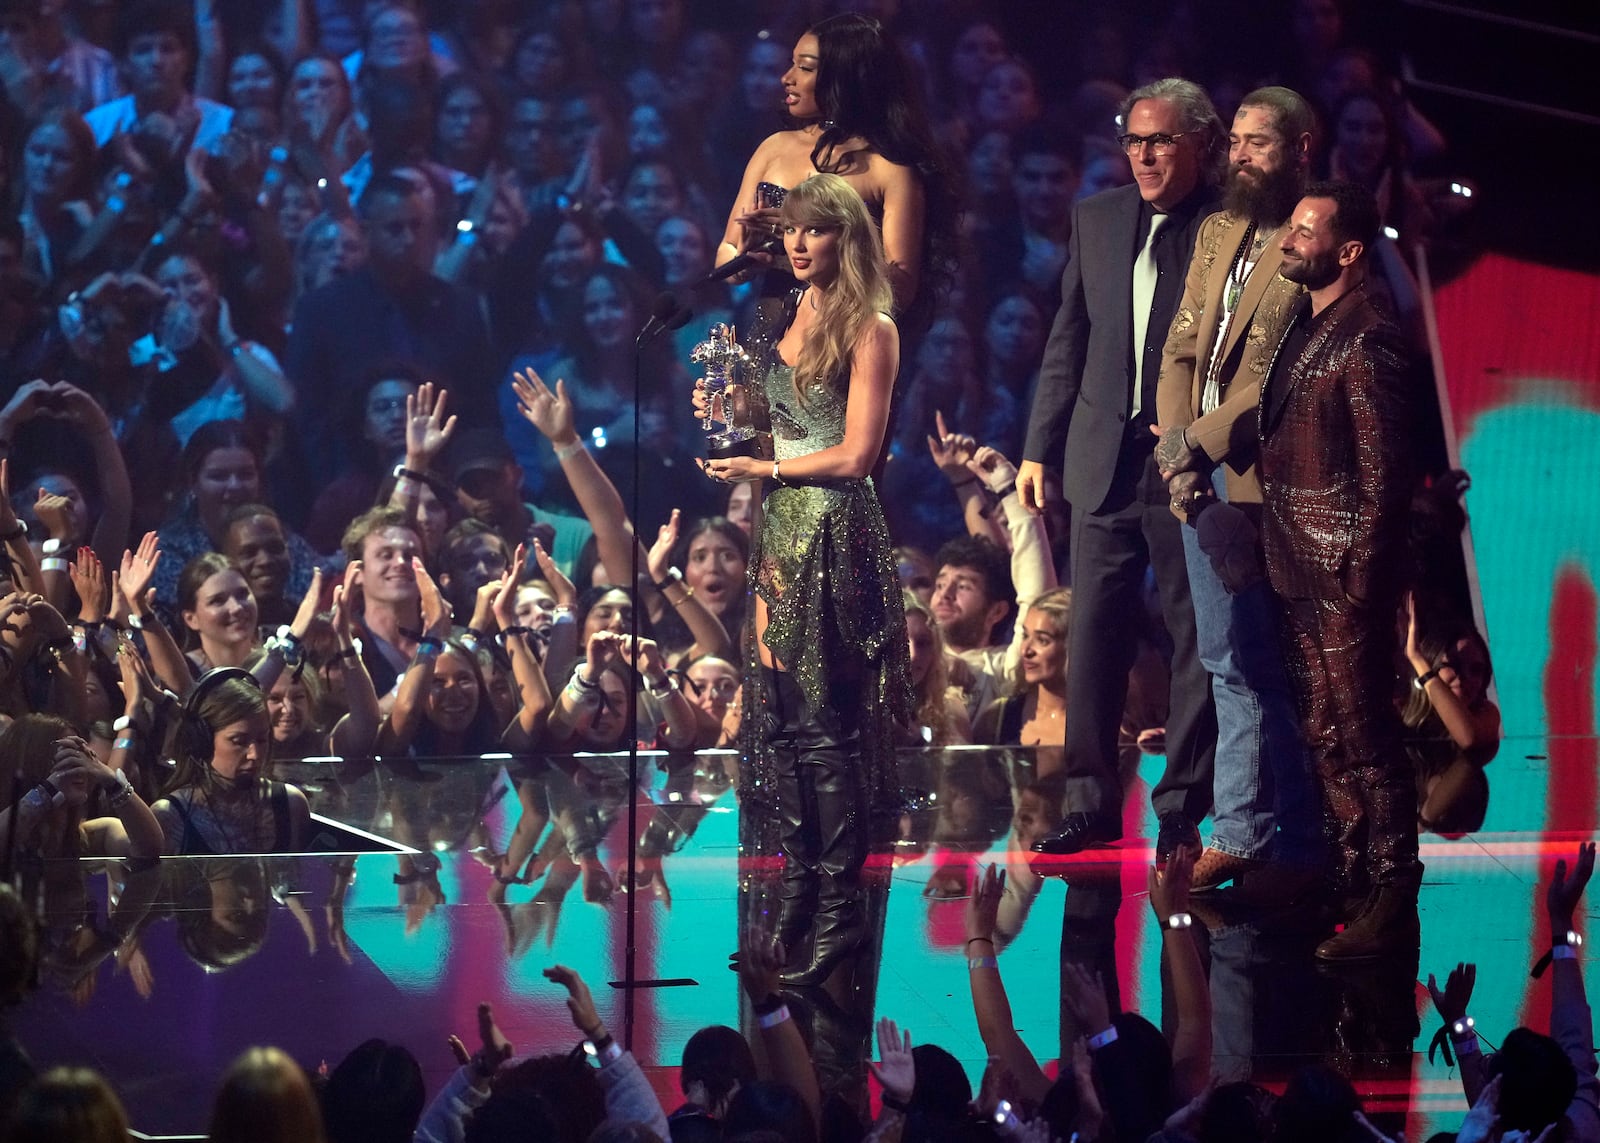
[1190,847,1267,893]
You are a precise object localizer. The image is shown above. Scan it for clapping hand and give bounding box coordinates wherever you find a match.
[414,560,451,639]
[70,550,108,624]
[118,532,162,612]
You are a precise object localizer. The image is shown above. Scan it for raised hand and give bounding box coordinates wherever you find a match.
[115,641,150,719]
[33,488,74,543]
[648,509,681,583]
[543,964,605,1038]
[492,544,527,632]
[616,635,666,684]
[729,931,785,1003]
[511,369,577,447]
[447,1001,514,1087]
[48,382,114,434]
[332,562,361,640]
[1060,961,1111,1036]
[405,381,457,471]
[290,567,324,640]
[414,559,451,639]
[868,1017,915,1104]
[0,458,17,533]
[1148,842,1196,925]
[70,549,108,624]
[965,862,1005,943]
[1426,962,1476,1026]
[1548,841,1596,933]
[118,532,162,607]
[584,629,623,676]
[967,445,1018,495]
[926,410,977,484]
[531,539,576,608]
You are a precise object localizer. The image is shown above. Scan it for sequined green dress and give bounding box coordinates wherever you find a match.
[742,336,914,818]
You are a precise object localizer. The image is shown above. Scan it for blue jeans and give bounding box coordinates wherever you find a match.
[1182,469,1321,866]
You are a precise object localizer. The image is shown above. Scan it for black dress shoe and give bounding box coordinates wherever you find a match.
[1155,812,1201,863]
[1032,813,1118,855]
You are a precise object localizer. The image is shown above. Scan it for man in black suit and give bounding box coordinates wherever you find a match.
[1018,78,1224,856]
[286,172,493,517]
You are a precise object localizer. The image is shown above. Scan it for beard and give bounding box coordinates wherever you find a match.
[1279,247,1342,291]
[1221,161,1303,227]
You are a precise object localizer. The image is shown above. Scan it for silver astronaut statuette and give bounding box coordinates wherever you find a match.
[691,323,759,461]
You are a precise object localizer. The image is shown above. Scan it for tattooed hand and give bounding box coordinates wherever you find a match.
[1153,424,1206,478]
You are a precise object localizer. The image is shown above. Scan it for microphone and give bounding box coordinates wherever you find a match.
[638,292,696,344]
[636,291,684,345]
[701,234,784,285]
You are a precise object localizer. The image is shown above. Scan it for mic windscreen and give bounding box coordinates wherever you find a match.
[649,292,679,322]
[663,300,695,331]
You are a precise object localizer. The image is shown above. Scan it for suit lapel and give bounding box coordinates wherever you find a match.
[1198,215,1249,362]
[1263,294,1311,436]
[1220,223,1287,368]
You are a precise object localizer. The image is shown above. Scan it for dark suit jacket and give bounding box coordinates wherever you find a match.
[285,266,492,491]
[1022,183,1216,514]
[1260,283,1412,603]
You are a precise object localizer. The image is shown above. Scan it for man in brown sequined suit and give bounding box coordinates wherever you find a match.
[1260,180,1415,961]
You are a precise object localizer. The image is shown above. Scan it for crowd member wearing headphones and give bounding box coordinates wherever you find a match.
[150,669,312,855]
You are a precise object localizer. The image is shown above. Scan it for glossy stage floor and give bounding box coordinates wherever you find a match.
[11,735,1588,1140]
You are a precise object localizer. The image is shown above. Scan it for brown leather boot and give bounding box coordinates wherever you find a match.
[1315,869,1421,962]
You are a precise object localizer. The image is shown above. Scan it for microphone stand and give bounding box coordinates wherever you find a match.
[614,305,692,1048]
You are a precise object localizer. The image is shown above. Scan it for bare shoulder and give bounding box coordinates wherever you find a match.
[860,311,900,352]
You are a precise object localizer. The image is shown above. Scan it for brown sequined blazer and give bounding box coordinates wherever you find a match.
[1156,211,1305,508]
[1259,282,1413,604]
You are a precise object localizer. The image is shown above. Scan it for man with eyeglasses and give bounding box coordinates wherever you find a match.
[1017,77,1223,857]
[1151,86,1321,897]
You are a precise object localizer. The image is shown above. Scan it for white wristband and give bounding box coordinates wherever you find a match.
[757,1005,791,1029]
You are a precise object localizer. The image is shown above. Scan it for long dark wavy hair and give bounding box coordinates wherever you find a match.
[804,12,962,322]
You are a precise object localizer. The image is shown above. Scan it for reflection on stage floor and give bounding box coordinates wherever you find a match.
[10,738,1592,1140]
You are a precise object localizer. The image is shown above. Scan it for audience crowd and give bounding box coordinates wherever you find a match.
[0,0,1524,1139]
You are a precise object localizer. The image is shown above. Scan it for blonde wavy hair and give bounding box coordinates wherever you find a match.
[1011,586,1072,694]
[780,173,894,406]
[905,591,958,745]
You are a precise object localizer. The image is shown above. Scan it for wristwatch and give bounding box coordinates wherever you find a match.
[653,566,685,594]
[41,537,64,555]
[0,519,25,541]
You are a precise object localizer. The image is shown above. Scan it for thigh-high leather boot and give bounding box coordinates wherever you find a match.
[781,683,868,987]
[766,669,819,952]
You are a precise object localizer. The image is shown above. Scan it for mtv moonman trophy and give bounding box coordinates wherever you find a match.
[692,323,760,462]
